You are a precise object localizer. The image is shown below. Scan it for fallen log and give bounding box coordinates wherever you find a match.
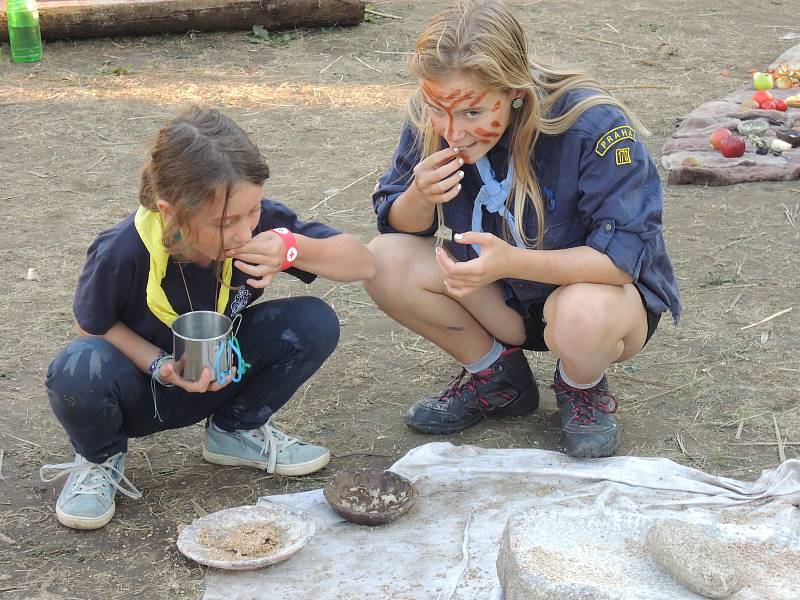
[0,0,365,42]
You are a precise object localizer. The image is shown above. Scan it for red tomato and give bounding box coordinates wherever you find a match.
[719,136,746,158]
[760,99,778,110]
[752,90,773,105]
[773,98,788,112]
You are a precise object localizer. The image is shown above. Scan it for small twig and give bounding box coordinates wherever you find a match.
[724,293,743,314]
[26,170,55,179]
[332,452,392,460]
[735,421,744,441]
[773,415,786,462]
[87,155,106,170]
[1,432,41,448]
[353,55,382,73]
[638,380,696,403]
[790,189,800,194]
[141,451,155,477]
[344,298,375,307]
[674,432,691,457]
[606,84,672,90]
[730,441,800,446]
[310,168,379,210]
[740,307,793,330]
[319,55,342,74]
[373,50,414,55]
[711,235,754,254]
[0,449,5,480]
[189,499,208,518]
[399,340,432,354]
[365,7,403,19]
[565,32,647,52]
[321,285,339,300]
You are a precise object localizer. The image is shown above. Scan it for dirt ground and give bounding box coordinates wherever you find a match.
[1,1,798,598]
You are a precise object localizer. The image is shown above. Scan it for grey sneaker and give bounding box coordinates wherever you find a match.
[40,452,142,530]
[552,363,620,458]
[203,420,330,476]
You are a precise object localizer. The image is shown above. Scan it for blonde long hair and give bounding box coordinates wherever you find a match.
[407,0,646,248]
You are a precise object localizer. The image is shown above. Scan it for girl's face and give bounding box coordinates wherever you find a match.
[420,71,520,164]
[185,181,264,264]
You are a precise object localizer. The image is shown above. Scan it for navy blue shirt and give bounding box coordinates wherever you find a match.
[74,198,340,351]
[373,89,681,323]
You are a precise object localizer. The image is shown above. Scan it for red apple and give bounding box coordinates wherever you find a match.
[719,136,745,158]
[773,98,788,112]
[709,127,732,150]
[760,99,778,110]
[752,90,773,105]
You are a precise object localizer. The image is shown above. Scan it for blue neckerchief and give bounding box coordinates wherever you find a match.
[470,156,526,255]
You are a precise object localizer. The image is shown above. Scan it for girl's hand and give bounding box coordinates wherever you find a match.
[412,147,465,206]
[226,230,286,288]
[436,231,512,297]
[158,361,235,393]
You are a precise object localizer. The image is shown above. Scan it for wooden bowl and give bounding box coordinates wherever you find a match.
[323,468,417,526]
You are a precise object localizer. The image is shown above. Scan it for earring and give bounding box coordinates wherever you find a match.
[173,231,182,242]
[511,98,524,109]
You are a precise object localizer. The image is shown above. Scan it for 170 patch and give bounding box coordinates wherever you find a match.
[615,147,632,166]
[595,125,636,157]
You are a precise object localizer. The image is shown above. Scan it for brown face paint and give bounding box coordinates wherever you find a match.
[490,100,502,112]
[422,82,480,140]
[491,121,501,128]
[474,127,500,139]
[468,92,487,107]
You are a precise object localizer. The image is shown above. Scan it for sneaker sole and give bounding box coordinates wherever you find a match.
[202,446,331,476]
[562,436,621,459]
[406,387,540,434]
[56,503,115,530]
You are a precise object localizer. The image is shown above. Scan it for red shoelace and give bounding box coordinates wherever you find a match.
[552,380,618,425]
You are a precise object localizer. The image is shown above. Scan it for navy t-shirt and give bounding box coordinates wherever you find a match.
[372,88,682,323]
[74,198,339,352]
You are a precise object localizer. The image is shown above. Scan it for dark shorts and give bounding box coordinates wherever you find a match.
[508,288,661,352]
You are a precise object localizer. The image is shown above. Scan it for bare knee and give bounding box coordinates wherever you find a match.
[545,284,613,357]
[364,234,429,303]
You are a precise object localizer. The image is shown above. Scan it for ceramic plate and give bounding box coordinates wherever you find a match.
[177,504,315,570]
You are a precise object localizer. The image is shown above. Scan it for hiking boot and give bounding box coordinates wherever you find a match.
[40,452,142,530]
[203,419,330,476]
[405,347,539,434]
[552,363,620,458]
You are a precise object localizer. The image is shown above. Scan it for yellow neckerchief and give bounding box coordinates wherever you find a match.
[134,206,232,327]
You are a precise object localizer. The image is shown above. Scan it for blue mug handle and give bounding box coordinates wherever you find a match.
[215,336,251,385]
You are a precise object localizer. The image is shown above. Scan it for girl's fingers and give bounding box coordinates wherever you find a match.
[234,260,280,278]
[247,273,275,289]
[231,252,280,265]
[425,147,462,169]
[432,155,464,181]
[431,183,463,204]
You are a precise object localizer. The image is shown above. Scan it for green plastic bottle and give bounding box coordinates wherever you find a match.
[6,0,43,63]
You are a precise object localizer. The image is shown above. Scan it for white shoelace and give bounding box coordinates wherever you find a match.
[252,422,300,475]
[40,454,142,501]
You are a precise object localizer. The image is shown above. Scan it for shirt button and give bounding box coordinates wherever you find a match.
[603,223,612,232]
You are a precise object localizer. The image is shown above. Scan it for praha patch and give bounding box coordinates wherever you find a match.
[595,125,636,157]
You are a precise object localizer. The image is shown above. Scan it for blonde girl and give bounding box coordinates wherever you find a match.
[367,0,680,458]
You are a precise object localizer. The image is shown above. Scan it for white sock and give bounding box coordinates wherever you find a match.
[463,338,504,373]
[558,361,604,389]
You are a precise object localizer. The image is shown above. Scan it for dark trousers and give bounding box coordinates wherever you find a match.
[46,297,339,464]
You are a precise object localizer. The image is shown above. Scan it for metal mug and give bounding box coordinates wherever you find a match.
[171,311,233,382]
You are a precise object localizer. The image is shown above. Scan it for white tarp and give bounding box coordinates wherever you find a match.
[203,443,800,600]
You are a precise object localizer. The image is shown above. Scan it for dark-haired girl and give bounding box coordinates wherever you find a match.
[40,106,375,530]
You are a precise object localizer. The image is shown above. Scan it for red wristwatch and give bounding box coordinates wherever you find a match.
[270,228,299,271]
